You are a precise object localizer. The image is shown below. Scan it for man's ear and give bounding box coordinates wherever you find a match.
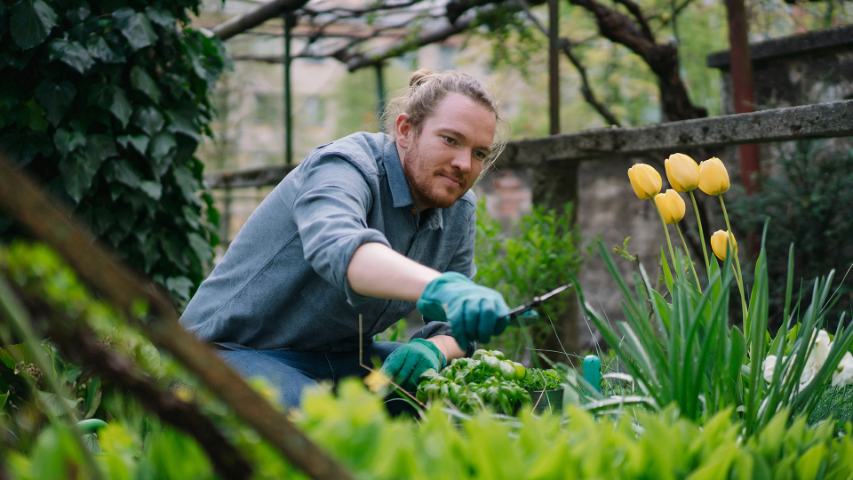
[395,113,412,149]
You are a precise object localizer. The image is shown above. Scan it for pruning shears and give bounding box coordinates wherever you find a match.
[504,283,573,324]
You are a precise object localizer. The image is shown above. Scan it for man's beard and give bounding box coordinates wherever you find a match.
[402,143,460,210]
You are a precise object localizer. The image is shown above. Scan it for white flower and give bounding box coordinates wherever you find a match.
[831,352,853,387]
[799,329,832,388]
[762,355,778,383]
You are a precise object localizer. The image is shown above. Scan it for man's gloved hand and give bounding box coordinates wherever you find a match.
[381,339,447,391]
[416,272,510,350]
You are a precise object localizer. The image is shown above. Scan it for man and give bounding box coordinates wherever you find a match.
[180,70,511,408]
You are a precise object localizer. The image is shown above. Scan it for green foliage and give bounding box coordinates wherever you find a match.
[578,234,853,435]
[475,201,581,358]
[729,141,853,328]
[0,0,227,304]
[0,242,164,450]
[416,349,550,415]
[809,385,853,429]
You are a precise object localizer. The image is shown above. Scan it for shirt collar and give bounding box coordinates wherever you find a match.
[383,136,445,230]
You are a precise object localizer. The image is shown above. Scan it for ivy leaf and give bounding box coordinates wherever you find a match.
[114,9,156,51]
[86,135,117,162]
[53,128,86,156]
[35,80,76,126]
[138,180,162,201]
[130,66,161,103]
[165,277,193,302]
[117,134,149,155]
[19,100,48,131]
[172,166,197,201]
[144,7,175,28]
[59,151,100,203]
[149,132,176,160]
[133,107,164,135]
[86,36,122,64]
[10,0,57,50]
[188,232,212,264]
[48,39,95,74]
[166,109,200,142]
[110,88,132,128]
[105,159,141,188]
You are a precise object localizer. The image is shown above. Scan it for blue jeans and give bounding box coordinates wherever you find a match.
[217,342,402,408]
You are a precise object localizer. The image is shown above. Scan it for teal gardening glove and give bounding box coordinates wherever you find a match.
[416,272,510,351]
[381,339,447,391]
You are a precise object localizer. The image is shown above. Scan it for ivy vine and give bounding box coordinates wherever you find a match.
[0,0,227,304]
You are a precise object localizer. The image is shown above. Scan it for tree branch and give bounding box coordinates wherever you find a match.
[7,285,252,479]
[520,1,621,126]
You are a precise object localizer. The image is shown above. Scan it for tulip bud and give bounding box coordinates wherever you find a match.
[698,157,730,196]
[627,163,662,200]
[665,153,700,192]
[654,189,686,224]
[710,230,737,260]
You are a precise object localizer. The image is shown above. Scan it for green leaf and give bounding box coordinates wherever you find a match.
[139,181,162,200]
[172,166,198,201]
[144,7,175,28]
[134,106,164,135]
[149,132,175,159]
[188,232,212,264]
[130,66,161,103]
[10,0,57,50]
[85,135,117,162]
[117,134,149,155]
[48,39,95,74]
[165,277,194,302]
[59,152,99,203]
[19,99,48,131]
[105,159,142,188]
[166,109,200,141]
[35,81,76,125]
[110,88,132,128]
[85,35,122,64]
[53,128,86,156]
[114,9,156,51]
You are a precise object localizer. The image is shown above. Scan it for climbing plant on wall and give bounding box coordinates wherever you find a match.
[0,0,226,304]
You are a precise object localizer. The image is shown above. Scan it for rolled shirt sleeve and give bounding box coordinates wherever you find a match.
[292,155,391,306]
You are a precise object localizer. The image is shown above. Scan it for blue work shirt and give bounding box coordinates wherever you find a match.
[180,132,477,352]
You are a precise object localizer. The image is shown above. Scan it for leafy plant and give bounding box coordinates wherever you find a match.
[416,349,558,415]
[475,200,581,361]
[0,0,227,304]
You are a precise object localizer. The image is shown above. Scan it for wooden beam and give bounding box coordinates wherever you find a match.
[499,100,853,167]
[213,0,309,41]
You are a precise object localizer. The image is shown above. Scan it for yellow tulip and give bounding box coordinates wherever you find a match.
[654,189,686,224]
[698,157,730,196]
[665,153,700,192]
[627,163,662,200]
[711,230,737,260]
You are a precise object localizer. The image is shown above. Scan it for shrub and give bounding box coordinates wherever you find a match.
[0,0,226,304]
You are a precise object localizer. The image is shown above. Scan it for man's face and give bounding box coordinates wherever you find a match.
[396,92,497,210]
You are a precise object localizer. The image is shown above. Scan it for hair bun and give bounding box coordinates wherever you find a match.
[409,69,434,89]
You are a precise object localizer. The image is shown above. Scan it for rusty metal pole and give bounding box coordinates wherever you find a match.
[548,0,560,135]
[724,0,760,194]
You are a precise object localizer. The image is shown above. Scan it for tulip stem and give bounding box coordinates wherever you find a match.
[676,224,702,292]
[719,195,749,329]
[689,191,710,277]
[656,208,678,280]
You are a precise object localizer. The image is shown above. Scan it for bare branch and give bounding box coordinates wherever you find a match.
[520,1,621,126]
[612,0,655,41]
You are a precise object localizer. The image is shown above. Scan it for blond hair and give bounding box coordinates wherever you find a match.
[383,69,507,168]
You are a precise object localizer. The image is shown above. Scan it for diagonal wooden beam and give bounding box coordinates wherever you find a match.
[213,0,310,41]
